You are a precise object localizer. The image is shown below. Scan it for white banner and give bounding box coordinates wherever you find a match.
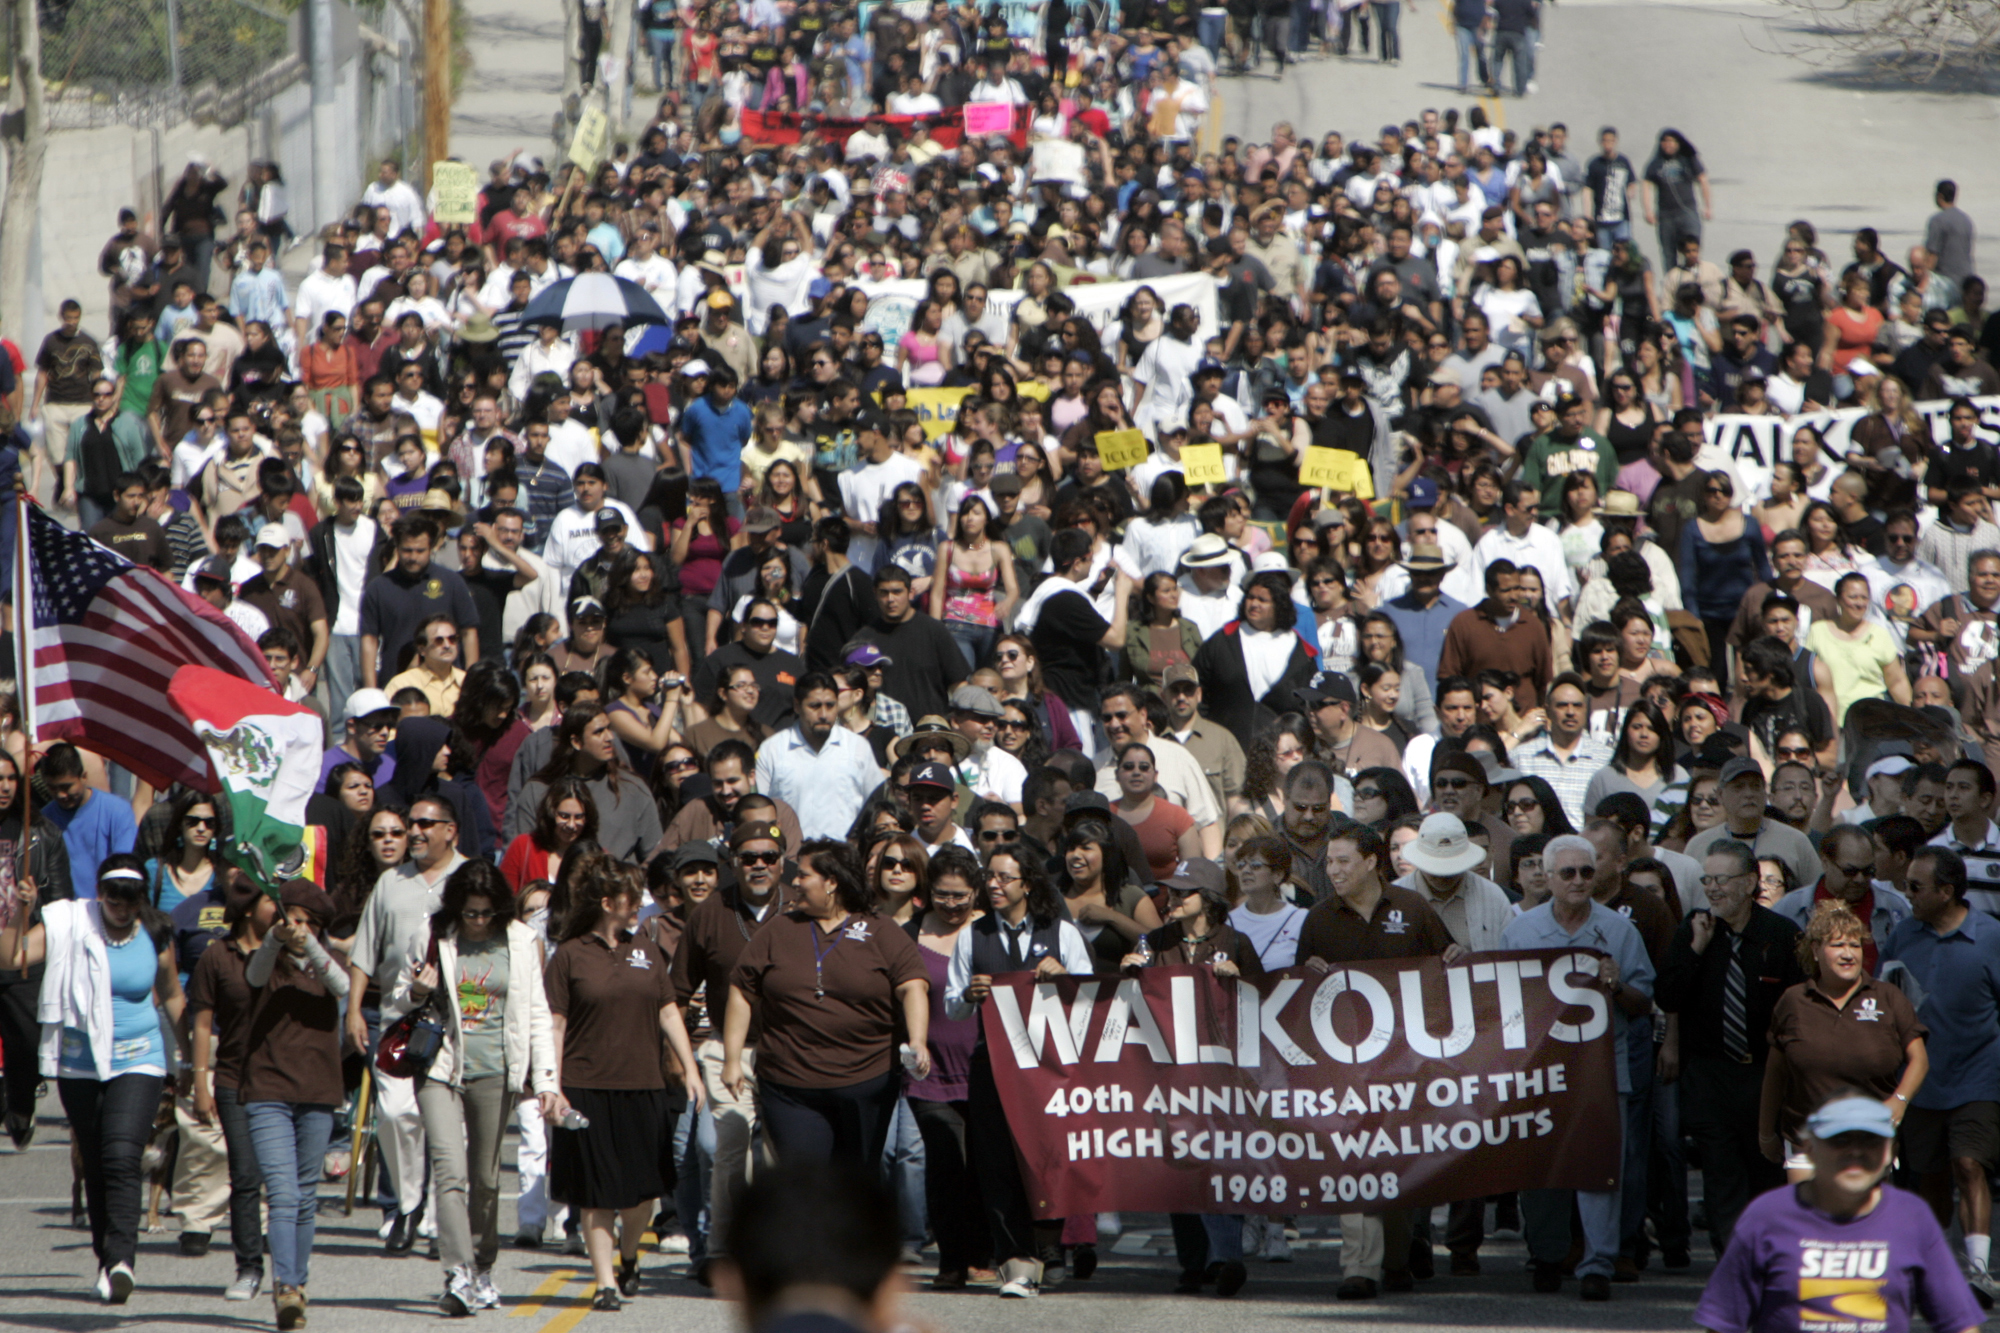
[1703,393,2000,502]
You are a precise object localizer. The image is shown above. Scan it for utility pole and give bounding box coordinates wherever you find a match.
[423,0,449,179]
[0,0,51,344]
[309,0,340,235]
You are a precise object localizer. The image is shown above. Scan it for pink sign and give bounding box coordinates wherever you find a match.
[963,101,1014,136]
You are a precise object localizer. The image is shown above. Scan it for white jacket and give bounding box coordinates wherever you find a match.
[37,900,117,1081]
[385,920,557,1094]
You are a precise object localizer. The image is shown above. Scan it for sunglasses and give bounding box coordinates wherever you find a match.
[1504,798,1541,814]
[667,757,700,772]
[1688,793,1721,807]
[745,617,779,629]
[978,829,1019,842]
[184,814,216,828]
[737,850,782,866]
[1551,866,1593,880]
[880,856,917,871]
[409,816,454,830]
[1432,777,1474,790]
[371,828,407,839]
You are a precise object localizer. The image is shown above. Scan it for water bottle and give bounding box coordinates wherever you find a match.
[1135,936,1153,966]
[899,1042,922,1073]
[558,1108,591,1131]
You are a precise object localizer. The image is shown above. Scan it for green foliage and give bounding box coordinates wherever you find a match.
[36,0,290,92]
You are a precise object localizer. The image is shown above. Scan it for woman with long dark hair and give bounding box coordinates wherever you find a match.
[1191,570,1320,739]
[391,860,559,1315]
[381,715,498,861]
[545,861,702,1311]
[1348,767,1420,829]
[684,663,768,760]
[991,633,1085,755]
[881,481,940,595]
[868,833,929,928]
[2,855,184,1306]
[500,777,599,894]
[994,698,1050,774]
[721,840,929,1167]
[512,705,664,864]
[1242,714,1316,824]
[930,493,1017,671]
[1584,700,1686,810]
[1124,571,1205,694]
[450,660,528,834]
[1359,611,1437,735]
[1503,775,1579,842]
[603,645,687,783]
[1058,819,1160,970]
[602,547,688,679]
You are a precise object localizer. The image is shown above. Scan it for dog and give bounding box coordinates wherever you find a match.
[139,1082,180,1233]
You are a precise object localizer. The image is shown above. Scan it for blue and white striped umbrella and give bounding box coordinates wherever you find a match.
[521,272,669,333]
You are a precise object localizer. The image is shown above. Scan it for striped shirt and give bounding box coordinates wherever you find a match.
[1930,818,2000,916]
[1512,733,1616,828]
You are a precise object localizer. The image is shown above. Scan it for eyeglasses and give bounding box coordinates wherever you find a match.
[426,633,459,647]
[1432,777,1474,791]
[1550,866,1593,880]
[183,814,216,828]
[1688,792,1721,807]
[978,829,1019,842]
[728,680,760,692]
[1774,746,1813,760]
[461,909,498,922]
[1503,798,1541,814]
[986,870,1022,886]
[371,828,407,839]
[880,856,917,871]
[932,891,976,906]
[745,617,779,629]
[1698,872,1751,888]
[737,850,782,866]
[996,650,1023,663]
[409,816,454,830]
[666,757,700,772]
[91,388,115,398]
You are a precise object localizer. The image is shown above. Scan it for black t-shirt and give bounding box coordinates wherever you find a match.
[870,614,968,719]
[1931,441,2000,498]
[88,514,170,571]
[691,641,802,731]
[1031,587,1110,712]
[459,561,518,661]
[1742,686,1833,758]
[358,561,481,676]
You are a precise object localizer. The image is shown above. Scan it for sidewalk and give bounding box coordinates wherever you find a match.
[449,0,570,175]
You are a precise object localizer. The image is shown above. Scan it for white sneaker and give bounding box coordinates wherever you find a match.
[1526,79,1538,93]
[94,1268,112,1302]
[1096,1212,1122,1237]
[472,1268,502,1310]
[225,1271,263,1301]
[1264,1226,1293,1262]
[657,1233,690,1254]
[441,1265,476,1317]
[1242,1216,1265,1258]
[997,1277,1038,1298]
[106,1262,134,1304]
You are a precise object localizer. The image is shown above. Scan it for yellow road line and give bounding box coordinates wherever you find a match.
[539,1297,599,1333]
[1204,91,1224,156]
[511,1269,579,1318]
[1484,94,1505,129]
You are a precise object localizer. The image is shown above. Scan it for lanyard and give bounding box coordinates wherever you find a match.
[810,915,851,1001]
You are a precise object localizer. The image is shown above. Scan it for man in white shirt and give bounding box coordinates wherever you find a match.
[293,245,358,345]
[1147,64,1208,144]
[1177,534,1238,640]
[543,465,650,583]
[969,55,1027,105]
[487,506,567,642]
[389,362,445,438]
[1865,511,1953,651]
[507,323,578,402]
[950,685,1027,808]
[754,674,883,840]
[1471,480,1575,617]
[613,224,678,299]
[838,414,926,572]
[1134,304,1205,439]
[360,158,426,238]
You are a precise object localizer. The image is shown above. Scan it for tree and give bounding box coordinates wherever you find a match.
[1774,0,2000,83]
[0,0,49,348]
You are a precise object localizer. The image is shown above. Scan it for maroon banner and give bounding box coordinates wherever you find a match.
[738,105,1029,152]
[980,951,1621,1217]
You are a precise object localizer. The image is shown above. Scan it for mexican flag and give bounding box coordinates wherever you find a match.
[167,666,324,897]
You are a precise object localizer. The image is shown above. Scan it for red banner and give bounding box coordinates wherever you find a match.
[738,105,1028,152]
[981,952,1622,1217]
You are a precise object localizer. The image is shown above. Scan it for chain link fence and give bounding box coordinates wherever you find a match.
[15,0,301,129]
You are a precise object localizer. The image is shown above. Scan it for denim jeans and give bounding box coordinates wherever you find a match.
[1170,1212,1245,1272]
[1493,28,1531,94]
[1620,1034,1654,1256]
[1456,23,1488,88]
[245,1101,337,1288]
[59,1073,165,1272]
[77,492,113,531]
[645,29,674,88]
[1596,220,1633,252]
[1522,1092,1625,1279]
[213,1083,268,1276]
[325,635,363,724]
[1372,1,1400,58]
[1263,13,1290,65]
[945,621,996,673]
[1290,0,1312,51]
[673,1096,716,1264]
[882,1096,928,1248]
[1197,10,1226,53]
[1649,1056,1690,1255]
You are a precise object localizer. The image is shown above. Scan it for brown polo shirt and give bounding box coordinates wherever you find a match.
[239,964,344,1106]
[187,937,255,1092]
[1767,976,1925,1141]
[1298,883,1454,965]
[240,565,329,656]
[545,930,676,1090]
[730,909,928,1089]
[672,885,783,1045]
[1600,881,1676,966]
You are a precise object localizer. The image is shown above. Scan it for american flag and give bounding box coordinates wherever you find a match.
[16,501,276,791]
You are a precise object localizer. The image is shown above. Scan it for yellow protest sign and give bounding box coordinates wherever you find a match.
[1016,379,1050,402]
[902,386,975,438]
[568,105,609,171]
[431,161,479,225]
[1298,447,1374,498]
[1095,429,1150,471]
[1179,443,1226,486]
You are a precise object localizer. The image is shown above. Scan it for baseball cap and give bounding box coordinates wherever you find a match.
[673,843,721,869]
[1297,674,1358,709]
[707,289,735,309]
[1162,664,1200,689]
[343,687,397,722]
[989,472,1023,497]
[743,506,781,535]
[729,819,787,852]
[193,554,235,586]
[682,358,713,378]
[1806,1097,1897,1141]
[906,761,956,792]
[1718,757,1765,787]
[1063,791,1112,818]
[594,508,627,532]
[1407,477,1441,508]
[254,523,291,550]
[1162,858,1226,895]
[569,595,607,620]
[1865,755,1915,782]
[844,644,892,668]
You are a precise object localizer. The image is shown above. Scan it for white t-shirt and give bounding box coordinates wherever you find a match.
[1229,902,1308,970]
[614,252,678,298]
[839,453,927,571]
[332,517,377,637]
[1134,336,1204,436]
[171,434,225,490]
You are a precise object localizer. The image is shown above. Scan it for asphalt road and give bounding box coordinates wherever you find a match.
[0,1102,1722,1333]
[1216,0,2000,272]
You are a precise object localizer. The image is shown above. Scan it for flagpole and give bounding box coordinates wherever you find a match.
[13,486,33,892]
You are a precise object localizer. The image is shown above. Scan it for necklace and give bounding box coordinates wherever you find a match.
[810,914,851,1001]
